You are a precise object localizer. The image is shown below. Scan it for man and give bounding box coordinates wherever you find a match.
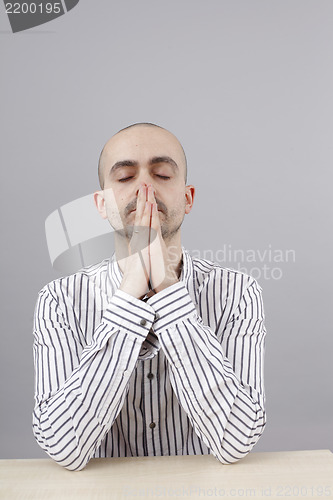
[33,123,266,471]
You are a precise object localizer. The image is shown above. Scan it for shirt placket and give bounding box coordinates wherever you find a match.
[142,353,161,456]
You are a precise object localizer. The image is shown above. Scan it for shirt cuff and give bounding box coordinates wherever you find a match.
[103,289,155,339]
[147,282,197,333]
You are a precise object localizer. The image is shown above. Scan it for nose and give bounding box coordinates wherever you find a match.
[135,184,156,200]
[135,176,155,197]
[135,182,145,197]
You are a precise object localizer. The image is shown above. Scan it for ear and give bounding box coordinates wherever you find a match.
[184,185,195,214]
[94,190,108,219]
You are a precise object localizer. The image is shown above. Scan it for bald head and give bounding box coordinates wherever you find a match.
[98,123,187,189]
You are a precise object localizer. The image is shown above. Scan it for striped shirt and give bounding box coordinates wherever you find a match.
[32,248,266,471]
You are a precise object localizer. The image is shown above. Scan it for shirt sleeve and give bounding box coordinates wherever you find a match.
[147,276,266,464]
[32,286,155,471]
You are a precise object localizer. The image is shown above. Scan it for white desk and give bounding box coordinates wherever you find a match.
[1,450,333,499]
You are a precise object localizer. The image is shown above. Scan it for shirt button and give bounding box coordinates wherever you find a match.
[147,373,154,380]
[149,422,156,429]
[140,319,147,326]
[155,313,160,321]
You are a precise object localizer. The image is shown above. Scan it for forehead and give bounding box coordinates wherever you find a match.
[102,126,185,169]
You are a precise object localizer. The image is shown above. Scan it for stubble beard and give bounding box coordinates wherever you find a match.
[118,211,183,242]
[160,213,183,241]
[119,198,185,243]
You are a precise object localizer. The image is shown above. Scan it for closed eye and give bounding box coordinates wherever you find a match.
[118,176,134,182]
[118,174,170,182]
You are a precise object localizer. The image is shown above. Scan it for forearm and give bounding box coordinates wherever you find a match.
[33,289,155,471]
[148,281,266,463]
[162,330,266,463]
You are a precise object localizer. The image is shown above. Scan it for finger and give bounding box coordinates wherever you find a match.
[147,184,156,205]
[134,184,147,226]
[150,202,161,234]
[142,201,153,227]
[149,203,161,255]
[131,200,151,251]
[149,203,166,291]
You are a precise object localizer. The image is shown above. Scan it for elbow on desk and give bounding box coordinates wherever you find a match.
[215,410,267,465]
[32,403,267,470]
[32,415,93,472]
[33,431,92,472]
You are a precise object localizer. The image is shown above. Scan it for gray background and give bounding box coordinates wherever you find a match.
[0,0,332,459]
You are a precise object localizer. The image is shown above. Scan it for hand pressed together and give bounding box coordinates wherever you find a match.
[119,183,180,299]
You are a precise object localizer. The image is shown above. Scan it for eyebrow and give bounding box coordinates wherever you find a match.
[150,156,179,173]
[109,156,179,176]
